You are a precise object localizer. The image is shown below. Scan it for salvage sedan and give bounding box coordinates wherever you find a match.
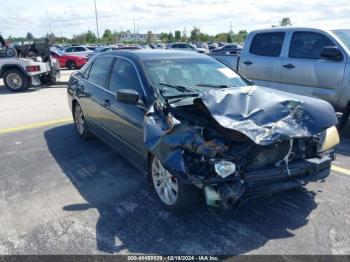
[67,50,340,212]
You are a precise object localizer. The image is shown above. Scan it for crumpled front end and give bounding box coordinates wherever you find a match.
[144,86,339,208]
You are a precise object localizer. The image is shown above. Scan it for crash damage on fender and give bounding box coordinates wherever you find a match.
[144,85,340,208]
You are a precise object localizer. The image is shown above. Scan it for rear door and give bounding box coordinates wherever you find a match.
[73,46,88,56]
[78,56,114,132]
[239,32,285,86]
[99,58,147,163]
[280,31,346,105]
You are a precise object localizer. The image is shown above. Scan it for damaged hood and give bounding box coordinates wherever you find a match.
[194,86,338,145]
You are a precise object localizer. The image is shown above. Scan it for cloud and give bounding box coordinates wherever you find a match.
[0,0,349,38]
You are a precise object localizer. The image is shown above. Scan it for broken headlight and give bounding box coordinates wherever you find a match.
[215,161,236,178]
[319,126,340,152]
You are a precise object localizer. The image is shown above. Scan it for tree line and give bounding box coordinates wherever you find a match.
[6,28,248,45]
[4,17,292,45]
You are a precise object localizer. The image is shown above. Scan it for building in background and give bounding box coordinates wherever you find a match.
[120,33,160,42]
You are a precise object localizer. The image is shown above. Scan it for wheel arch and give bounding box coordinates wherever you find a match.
[0,64,28,78]
[66,60,77,68]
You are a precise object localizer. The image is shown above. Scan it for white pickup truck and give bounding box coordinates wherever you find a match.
[210,27,350,128]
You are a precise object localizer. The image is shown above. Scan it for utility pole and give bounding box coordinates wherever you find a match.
[94,0,100,43]
[133,18,136,41]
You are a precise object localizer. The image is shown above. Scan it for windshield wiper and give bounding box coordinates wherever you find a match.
[196,83,237,88]
[159,82,200,93]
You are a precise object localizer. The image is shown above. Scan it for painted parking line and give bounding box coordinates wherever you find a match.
[332,165,350,177]
[0,117,73,135]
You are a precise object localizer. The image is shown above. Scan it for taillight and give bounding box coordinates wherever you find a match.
[26,65,41,72]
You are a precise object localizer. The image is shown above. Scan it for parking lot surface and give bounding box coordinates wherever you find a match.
[0,72,350,255]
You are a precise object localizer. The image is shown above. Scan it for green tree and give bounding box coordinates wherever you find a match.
[175,30,181,41]
[227,33,233,43]
[167,32,175,43]
[280,17,292,26]
[200,33,210,42]
[26,32,34,41]
[102,29,112,39]
[146,31,154,44]
[101,29,117,44]
[86,30,97,43]
[160,32,169,42]
[190,27,201,42]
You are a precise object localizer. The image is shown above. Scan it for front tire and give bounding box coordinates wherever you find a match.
[73,103,92,139]
[3,69,30,92]
[150,156,200,212]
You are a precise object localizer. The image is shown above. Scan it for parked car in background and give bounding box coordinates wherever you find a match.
[51,50,87,70]
[208,43,219,51]
[210,43,243,55]
[194,42,209,53]
[87,46,119,60]
[63,46,93,57]
[167,43,206,53]
[211,27,350,128]
[68,50,339,212]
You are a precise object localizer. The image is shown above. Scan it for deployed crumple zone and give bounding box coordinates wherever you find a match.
[144,85,338,208]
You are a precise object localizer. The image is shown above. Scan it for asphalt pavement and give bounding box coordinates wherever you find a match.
[0,71,350,255]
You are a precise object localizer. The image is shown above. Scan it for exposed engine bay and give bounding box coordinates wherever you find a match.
[144,86,339,208]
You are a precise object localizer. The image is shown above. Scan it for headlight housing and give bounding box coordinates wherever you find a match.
[319,126,340,152]
[215,161,236,178]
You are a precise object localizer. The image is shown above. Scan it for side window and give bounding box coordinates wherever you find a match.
[82,63,92,79]
[250,32,285,57]
[88,57,114,87]
[108,59,143,95]
[65,47,74,53]
[74,47,85,52]
[289,32,335,59]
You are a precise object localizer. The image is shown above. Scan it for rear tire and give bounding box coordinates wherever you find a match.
[73,103,92,139]
[149,155,200,212]
[66,60,77,70]
[3,69,30,92]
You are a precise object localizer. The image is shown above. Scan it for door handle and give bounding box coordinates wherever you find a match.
[283,64,296,69]
[103,99,111,107]
[79,85,85,91]
[243,60,253,66]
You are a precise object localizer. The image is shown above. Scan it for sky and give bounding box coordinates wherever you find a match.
[1,0,350,38]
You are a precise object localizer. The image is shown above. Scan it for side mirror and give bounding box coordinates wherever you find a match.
[320,46,342,60]
[116,89,139,105]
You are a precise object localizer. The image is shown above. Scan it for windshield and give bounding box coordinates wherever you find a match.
[143,58,249,97]
[332,29,350,51]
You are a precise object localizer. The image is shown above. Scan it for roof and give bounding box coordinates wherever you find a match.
[250,26,336,34]
[102,49,210,61]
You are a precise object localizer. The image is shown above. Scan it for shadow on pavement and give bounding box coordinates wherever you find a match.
[0,81,68,94]
[338,122,350,157]
[0,85,40,94]
[44,124,318,255]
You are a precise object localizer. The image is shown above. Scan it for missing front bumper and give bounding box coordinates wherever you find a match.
[204,156,333,208]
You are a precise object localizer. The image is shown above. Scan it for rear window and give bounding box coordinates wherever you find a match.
[250,32,285,57]
[88,57,114,87]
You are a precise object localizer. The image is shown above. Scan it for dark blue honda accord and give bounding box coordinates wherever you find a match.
[68,50,339,212]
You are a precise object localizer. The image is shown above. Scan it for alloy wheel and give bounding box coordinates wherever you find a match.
[74,104,85,135]
[6,73,22,90]
[152,157,179,205]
